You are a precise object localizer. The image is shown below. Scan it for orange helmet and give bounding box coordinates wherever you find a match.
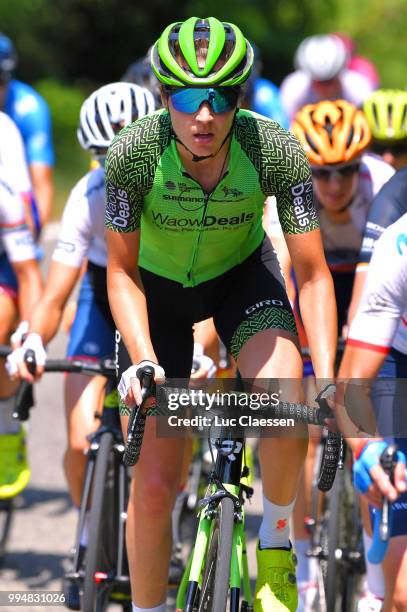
[291,99,371,165]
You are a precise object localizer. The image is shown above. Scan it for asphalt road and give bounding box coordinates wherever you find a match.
[0,224,262,612]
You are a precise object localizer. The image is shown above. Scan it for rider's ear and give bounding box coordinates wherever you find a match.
[160,86,169,110]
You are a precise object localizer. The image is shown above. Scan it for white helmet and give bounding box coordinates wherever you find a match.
[77,82,155,151]
[294,34,348,81]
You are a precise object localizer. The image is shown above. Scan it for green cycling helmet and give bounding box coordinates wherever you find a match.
[363,89,407,141]
[151,16,253,87]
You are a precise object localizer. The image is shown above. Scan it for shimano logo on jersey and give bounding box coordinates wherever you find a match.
[105,181,130,229]
[290,176,314,228]
[163,194,203,203]
[245,300,284,315]
[151,210,254,228]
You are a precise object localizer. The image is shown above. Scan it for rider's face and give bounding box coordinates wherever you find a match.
[313,165,360,212]
[166,95,236,160]
[312,77,342,100]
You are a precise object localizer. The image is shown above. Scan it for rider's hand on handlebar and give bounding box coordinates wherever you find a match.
[353,441,407,507]
[10,320,29,349]
[190,343,217,380]
[118,360,165,408]
[5,333,47,382]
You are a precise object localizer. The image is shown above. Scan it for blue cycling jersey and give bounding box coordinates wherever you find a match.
[4,79,54,166]
[251,78,289,129]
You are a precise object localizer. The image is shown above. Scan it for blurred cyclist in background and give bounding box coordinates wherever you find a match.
[241,42,289,128]
[332,32,380,89]
[0,165,42,500]
[268,100,394,611]
[0,33,54,233]
[363,89,407,171]
[6,82,155,607]
[280,34,375,121]
[122,48,162,108]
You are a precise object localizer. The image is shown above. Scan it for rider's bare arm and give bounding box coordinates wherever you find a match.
[285,228,337,379]
[12,259,43,322]
[29,163,54,226]
[346,265,368,326]
[106,229,157,364]
[28,261,80,344]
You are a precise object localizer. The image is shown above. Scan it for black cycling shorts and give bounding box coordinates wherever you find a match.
[116,236,297,404]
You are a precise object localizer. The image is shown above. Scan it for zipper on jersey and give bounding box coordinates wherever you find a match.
[184,170,229,285]
[187,190,210,285]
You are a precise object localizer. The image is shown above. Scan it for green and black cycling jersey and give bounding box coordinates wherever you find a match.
[105,108,318,287]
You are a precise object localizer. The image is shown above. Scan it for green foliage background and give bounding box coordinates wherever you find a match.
[0,0,405,215]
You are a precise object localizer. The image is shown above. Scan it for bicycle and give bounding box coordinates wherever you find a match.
[122,379,338,612]
[307,437,398,612]
[0,344,36,563]
[18,349,131,612]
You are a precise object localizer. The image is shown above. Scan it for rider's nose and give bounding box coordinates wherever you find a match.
[195,101,213,121]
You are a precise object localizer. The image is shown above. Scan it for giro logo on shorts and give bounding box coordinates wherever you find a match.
[245,300,284,315]
[105,182,130,229]
[290,175,314,228]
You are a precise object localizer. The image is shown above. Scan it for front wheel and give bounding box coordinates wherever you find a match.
[198,496,235,612]
[82,432,117,612]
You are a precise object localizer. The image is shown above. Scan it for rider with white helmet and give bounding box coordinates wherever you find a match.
[6,80,156,607]
[78,81,155,153]
[280,34,375,120]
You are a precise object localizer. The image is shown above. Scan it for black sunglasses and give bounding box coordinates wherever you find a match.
[370,141,407,156]
[312,162,361,181]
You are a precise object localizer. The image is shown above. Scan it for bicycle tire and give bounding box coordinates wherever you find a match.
[323,460,364,612]
[82,432,117,612]
[324,469,342,612]
[0,498,13,561]
[198,496,234,612]
[317,430,341,492]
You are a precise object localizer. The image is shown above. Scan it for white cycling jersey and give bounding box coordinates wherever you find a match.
[0,167,35,262]
[280,69,374,121]
[0,110,31,195]
[348,213,407,355]
[52,166,106,268]
[267,154,394,267]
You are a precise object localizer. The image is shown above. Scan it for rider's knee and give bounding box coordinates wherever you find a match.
[137,476,177,519]
[393,581,407,611]
[68,436,88,456]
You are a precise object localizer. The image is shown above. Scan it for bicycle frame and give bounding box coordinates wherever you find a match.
[176,432,253,612]
[68,379,130,595]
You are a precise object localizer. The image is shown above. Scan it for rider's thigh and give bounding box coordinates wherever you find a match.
[237,328,303,381]
[382,535,407,608]
[64,373,104,452]
[0,291,17,341]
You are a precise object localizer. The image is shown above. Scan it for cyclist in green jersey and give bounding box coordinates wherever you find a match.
[105,17,336,612]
